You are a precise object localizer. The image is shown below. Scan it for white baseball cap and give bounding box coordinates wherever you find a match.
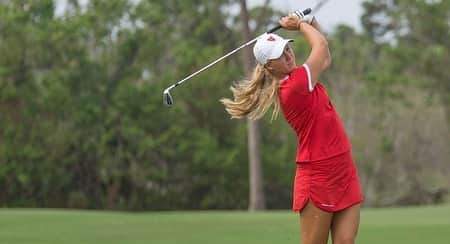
[253,33,293,65]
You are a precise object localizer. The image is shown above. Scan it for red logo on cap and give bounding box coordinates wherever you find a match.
[267,36,276,41]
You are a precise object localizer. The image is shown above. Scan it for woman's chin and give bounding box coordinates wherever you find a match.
[288,65,296,72]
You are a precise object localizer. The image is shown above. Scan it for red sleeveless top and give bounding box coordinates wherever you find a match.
[278,64,351,163]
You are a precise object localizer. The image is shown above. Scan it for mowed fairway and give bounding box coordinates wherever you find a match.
[0,205,449,244]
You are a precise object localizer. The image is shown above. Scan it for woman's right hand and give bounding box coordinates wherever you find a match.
[279,16,305,31]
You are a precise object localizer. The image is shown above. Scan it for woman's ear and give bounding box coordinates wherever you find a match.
[265,64,279,78]
[264,63,274,72]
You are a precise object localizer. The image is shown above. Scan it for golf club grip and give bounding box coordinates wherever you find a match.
[267,8,312,33]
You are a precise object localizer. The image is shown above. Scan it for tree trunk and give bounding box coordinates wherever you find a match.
[247,119,265,210]
[239,0,266,211]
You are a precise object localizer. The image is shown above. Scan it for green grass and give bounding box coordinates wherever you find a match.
[0,205,449,244]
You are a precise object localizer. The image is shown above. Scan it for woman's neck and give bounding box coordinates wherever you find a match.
[273,72,289,80]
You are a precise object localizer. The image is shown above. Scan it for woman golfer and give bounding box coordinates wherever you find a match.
[221,14,363,244]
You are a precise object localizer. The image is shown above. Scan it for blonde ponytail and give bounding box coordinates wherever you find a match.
[220,63,280,121]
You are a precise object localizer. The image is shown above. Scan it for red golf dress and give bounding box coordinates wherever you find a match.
[278,64,363,212]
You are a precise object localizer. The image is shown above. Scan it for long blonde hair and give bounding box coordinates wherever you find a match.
[220,63,280,120]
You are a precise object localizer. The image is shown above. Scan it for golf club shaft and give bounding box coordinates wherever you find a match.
[165,8,312,92]
[164,37,259,92]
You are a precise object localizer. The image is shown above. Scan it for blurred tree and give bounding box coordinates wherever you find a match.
[0,0,243,209]
[0,0,448,210]
[355,0,450,206]
[239,0,265,211]
[362,0,450,120]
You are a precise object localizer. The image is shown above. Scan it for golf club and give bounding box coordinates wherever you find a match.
[163,8,312,107]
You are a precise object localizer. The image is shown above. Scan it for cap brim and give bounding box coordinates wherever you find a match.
[267,39,294,61]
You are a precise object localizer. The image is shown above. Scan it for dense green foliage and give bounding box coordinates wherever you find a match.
[0,0,449,210]
[1,205,450,243]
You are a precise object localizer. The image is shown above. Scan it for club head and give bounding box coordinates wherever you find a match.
[163,88,173,107]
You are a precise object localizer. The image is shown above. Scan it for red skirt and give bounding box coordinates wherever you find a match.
[292,151,363,213]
